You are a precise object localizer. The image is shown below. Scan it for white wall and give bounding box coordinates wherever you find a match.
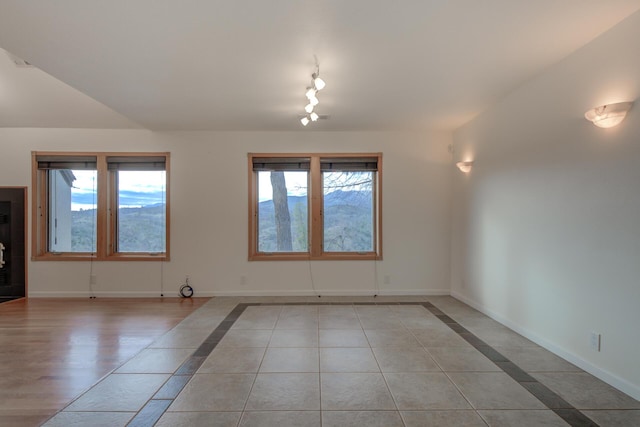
[0,129,452,297]
[451,12,640,399]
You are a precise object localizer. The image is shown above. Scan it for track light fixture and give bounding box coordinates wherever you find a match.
[313,74,326,91]
[305,87,317,99]
[300,61,326,126]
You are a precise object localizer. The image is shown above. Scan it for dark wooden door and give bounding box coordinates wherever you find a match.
[0,188,27,301]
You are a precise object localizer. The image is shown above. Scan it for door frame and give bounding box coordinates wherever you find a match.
[0,186,28,300]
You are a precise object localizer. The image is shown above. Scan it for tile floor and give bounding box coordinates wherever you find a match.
[42,296,640,426]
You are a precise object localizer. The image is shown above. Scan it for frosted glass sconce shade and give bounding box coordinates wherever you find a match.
[585,102,632,128]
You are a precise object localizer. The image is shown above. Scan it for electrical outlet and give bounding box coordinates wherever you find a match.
[240,276,247,285]
[383,275,391,285]
[590,332,601,352]
[90,275,97,285]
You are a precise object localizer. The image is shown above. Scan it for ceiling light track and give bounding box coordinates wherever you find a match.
[300,61,326,126]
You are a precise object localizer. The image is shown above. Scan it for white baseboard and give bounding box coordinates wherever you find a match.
[28,291,190,298]
[211,289,450,297]
[450,290,640,401]
[29,289,449,298]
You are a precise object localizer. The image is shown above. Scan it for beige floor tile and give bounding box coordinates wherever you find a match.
[319,329,369,347]
[319,314,362,329]
[320,348,380,372]
[411,326,471,347]
[240,411,321,427]
[245,373,320,410]
[232,306,282,329]
[42,411,134,427]
[321,373,396,410]
[231,319,279,329]
[456,316,504,329]
[279,306,319,316]
[384,372,471,410]
[115,348,194,374]
[275,307,319,329]
[242,306,284,317]
[260,348,319,372]
[322,410,404,427]
[318,306,357,316]
[478,410,570,426]
[269,329,319,347]
[533,372,640,409]
[468,326,538,347]
[149,327,212,348]
[448,372,546,410]
[156,411,241,427]
[217,329,272,347]
[427,347,501,372]
[355,306,392,316]
[495,346,581,372]
[364,329,421,347]
[582,409,640,426]
[169,374,255,411]
[198,347,266,373]
[177,314,226,329]
[401,410,487,427]
[372,347,441,372]
[398,316,445,329]
[275,316,319,330]
[65,374,169,412]
[388,305,432,316]
[358,316,406,329]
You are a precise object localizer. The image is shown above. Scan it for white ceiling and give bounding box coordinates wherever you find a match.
[1,0,639,131]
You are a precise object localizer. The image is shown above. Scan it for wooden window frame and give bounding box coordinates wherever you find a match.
[248,152,382,261]
[32,151,170,261]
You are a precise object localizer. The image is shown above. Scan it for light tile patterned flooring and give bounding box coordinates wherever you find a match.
[42,296,640,426]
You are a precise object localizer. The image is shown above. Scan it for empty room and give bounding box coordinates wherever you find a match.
[0,1,639,426]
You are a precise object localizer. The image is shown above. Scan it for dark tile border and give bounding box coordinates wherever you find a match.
[127,300,600,427]
[127,399,171,427]
[420,302,599,427]
[128,303,255,427]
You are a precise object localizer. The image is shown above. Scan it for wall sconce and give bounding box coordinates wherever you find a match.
[456,161,473,173]
[584,102,633,128]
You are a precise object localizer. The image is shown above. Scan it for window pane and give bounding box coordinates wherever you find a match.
[323,171,374,252]
[257,171,308,252]
[48,169,97,253]
[117,171,166,253]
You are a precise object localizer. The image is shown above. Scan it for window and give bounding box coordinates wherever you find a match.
[32,152,169,260]
[249,153,381,260]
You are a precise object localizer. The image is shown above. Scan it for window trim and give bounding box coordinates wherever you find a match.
[248,152,382,261]
[32,151,170,261]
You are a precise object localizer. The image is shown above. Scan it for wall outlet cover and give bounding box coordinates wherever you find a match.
[590,332,601,352]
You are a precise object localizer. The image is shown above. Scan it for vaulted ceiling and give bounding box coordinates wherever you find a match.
[1,1,639,131]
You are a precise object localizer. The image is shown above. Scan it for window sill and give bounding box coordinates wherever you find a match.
[249,253,381,261]
[33,253,169,262]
